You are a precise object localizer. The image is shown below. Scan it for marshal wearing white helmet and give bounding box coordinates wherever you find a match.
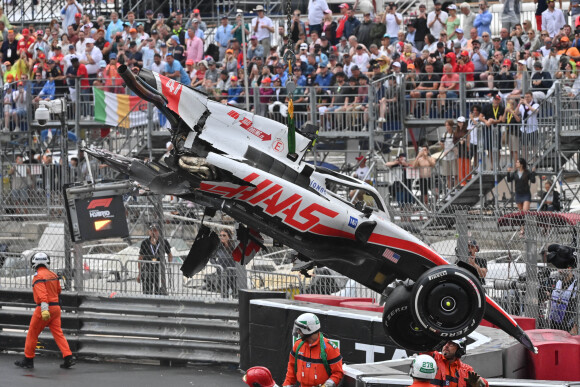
[425,339,488,387]
[283,313,343,387]
[409,354,437,386]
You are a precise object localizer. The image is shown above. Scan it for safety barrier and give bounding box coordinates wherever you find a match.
[0,288,240,364]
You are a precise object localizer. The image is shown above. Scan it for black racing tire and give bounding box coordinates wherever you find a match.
[382,284,445,351]
[410,265,486,340]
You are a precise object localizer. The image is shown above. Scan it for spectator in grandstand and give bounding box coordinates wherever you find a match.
[427,1,448,39]
[467,239,488,283]
[183,27,203,64]
[424,34,438,53]
[343,7,361,40]
[257,77,273,116]
[307,0,330,37]
[465,28,480,51]
[81,38,103,82]
[251,5,274,57]
[468,104,483,171]
[61,0,82,29]
[151,52,165,73]
[11,81,26,131]
[504,40,518,64]
[383,2,403,46]
[356,11,373,48]
[105,12,123,43]
[378,75,400,123]
[540,35,552,56]
[33,77,55,104]
[446,5,461,41]
[501,96,522,166]
[474,0,492,37]
[163,52,191,85]
[408,62,440,119]
[547,258,578,334]
[1,30,18,65]
[321,72,349,130]
[412,145,436,205]
[2,83,13,132]
[437,63,459,115]
[542,45,560,74]
[495,59,516,98]
[167,35,185,64]
[530,61,553,102]
[452,28,468,48]
[440,119,458,195]
[543,0,566,38]
[460,3,476,34]
[511,23,526,49]
[215,69,231,96]
[139,38,157,70]
[519,91,540,151]
[481,95,505,169]
[540,180,561,211]
[103,53,124,93]
[247,35,264,61]
[507,158,536,214]
[453,116,470,186]
[214,16,233,61]
[352,44,370,72]
[226,76,244,105]
[557,35,580,59]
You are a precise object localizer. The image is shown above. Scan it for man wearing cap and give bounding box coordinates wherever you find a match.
[335,3,350,40]
[204,58,219,85]
[167,9,184,31]
[185,9,206,32]
[17,28,35,57]
[143,9,155,35]
[308,0,330,36]
[251,5,274,57]
[47,58,66,97]
[474,0,492,37]
[215,16,233,61]
[530,61,553,102]
[427,1,448,39]
[453,28,468,48]
[352,44,370,72]
[29,31,49,59]
[80,37,103,83]
[543,0,566,38]
[557,35,580,59]
[61,0,83,28]
[138,223,173,295]
[457,50,475,88]
[247,35,264,61]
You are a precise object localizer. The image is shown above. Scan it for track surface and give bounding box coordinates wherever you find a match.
[1,352,243,387]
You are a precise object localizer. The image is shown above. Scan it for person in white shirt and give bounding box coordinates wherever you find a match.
[75,30,87,56]
[150,53,166,73]
[519,91,539,139]
[307,0,329,36]
[427,1,448,39]
[452,28,468,48]
[460,2,476,34]
[542,0,566,38]
[61,0,83,28]
[80,38,103,79]
[140,38,158,70]
[383,2,403,46]
[352,45,370,72]
[251,6,274,58]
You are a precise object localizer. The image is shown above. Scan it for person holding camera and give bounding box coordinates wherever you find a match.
[383,2,402,46]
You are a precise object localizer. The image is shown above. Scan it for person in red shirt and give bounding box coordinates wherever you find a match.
[68,56,91,116]
[408,354,438,386]
[17,28,35,58]
[456,50,475,89]
[425,339,488,387]
[283,313,343,387]
[14,252,75,369]
[335,3,350,40]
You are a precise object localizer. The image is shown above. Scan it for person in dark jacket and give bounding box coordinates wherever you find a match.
[507,157,535,212]
[354,12,373,48]
[343,9,361,40]
[540,180,561,211]
[206,228,236,297]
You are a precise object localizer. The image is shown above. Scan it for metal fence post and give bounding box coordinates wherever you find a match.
[152,194,169,295]
[73,244,84,292]
[555,82,562,175]
[459,73,466,119]
[309,86,317,126]
[524,214,539,320]
[456,209,469,265]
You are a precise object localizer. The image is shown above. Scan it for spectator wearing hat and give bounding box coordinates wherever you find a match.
[386,153,412,209]
[170,19,186,49]
[167,34,185,64]
[185,9,207,32]
[322,9,338,45]
[452,28,468,48]
[352,44,370,72]
[335,3,350,40]
[103,53,123,93]
[47,58,66,97]
[355,11,374,48]
[190,59,207,88]
[215,16,233,61]
[474,0,492,37]
[453,116,470,185]
[80,37,103,83]
[427,1,448,39]
[66,56,89,116]
[308,0,330,36]
[446,4,461,40]
[143,9,155,35]
[61,0,83,28]
[167,9,185,31]
[257,77,274,116]
[18,28,35,57]
[247,35,264,61]
[315,63,333,90]
[94,28,111,59]
[379,34,394,56]
[530,61,553,102]
[105,11,123,43]
[543,0,566,38]
[558,35,580,59]
[204,58,219,85]
[215,69,231,95]
[29,30,49,59]
[456,50,475,88]
[251,5,274,57]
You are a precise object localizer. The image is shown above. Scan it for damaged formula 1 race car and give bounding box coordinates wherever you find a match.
[84,65,537,354]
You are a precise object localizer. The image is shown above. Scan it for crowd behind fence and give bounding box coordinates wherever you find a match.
[0,195,578,334]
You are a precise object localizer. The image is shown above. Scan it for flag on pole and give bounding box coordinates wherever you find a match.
[93,87,146,128]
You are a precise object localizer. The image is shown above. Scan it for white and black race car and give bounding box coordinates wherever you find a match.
[85,65,537,354]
